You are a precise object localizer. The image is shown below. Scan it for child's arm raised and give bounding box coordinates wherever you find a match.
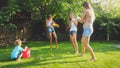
[77,10,87,24]
[73,20,78,26]
[52,20,59,28]
[67,21,71,30]
[23,46,28,51]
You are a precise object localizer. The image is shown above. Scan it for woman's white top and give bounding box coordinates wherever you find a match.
[70,18,77,31]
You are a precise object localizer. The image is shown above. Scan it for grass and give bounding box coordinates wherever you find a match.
[0,41,120,68]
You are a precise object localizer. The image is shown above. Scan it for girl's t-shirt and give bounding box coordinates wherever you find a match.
[48,20,53,28]
[70,18,77,31]
[11,46,23,59]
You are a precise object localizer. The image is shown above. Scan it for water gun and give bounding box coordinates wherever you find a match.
[53,23,59,27]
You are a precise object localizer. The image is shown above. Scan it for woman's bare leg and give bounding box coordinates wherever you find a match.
[53,32,58,49]
[49,33,53,50]
[84,36,96,61]
[79,36,86,56]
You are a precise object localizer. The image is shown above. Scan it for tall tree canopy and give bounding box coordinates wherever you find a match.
[0,0,120,41]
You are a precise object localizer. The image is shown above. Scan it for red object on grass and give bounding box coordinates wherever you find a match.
[22,48,30,58]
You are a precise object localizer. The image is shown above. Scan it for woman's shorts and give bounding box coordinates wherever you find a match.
[82,28,93,36]
[69,31,77,35]
[48,27,55,33]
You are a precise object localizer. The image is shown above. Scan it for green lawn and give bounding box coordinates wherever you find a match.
[0,41,120,68]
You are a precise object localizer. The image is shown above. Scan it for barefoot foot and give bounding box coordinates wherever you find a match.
[89,58,96,61]
[78,54,83,57]
[75,51,79,54]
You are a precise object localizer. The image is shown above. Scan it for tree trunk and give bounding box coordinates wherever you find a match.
[107,25,110,41]
[38,4,47,39]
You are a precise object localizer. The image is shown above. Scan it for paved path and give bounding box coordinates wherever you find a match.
[116,44,120,48]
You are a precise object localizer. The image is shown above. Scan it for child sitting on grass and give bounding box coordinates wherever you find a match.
[11,39,28,61]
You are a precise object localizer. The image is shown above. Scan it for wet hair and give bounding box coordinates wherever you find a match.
[47,14,52,19]
[69,13,74,20]
[83,2,90,9]
[69,17,71,20]
[83,2,96,21]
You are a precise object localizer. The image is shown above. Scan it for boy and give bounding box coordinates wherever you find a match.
[11,39,27,61]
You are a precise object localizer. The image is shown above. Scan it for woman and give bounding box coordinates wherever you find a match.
[78,2,96,61]
[46,15,59,50]
[68,13,78,54]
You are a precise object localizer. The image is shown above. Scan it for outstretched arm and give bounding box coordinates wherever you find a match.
[22,46,28,51]
[52,20,59,28]
[73,20,78,26]
[78,10,87,23]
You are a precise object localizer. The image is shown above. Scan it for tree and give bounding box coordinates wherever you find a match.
[0,0,86,41]
[92,0,120,41]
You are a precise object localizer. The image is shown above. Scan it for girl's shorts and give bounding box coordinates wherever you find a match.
[48,27,55,33]
[69,31,77,35]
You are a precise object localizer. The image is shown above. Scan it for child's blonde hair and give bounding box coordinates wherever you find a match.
[15,39,22,46]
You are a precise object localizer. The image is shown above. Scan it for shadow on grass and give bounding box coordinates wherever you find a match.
[0,58,12,62]
[27,41,120,53]
[0,58,87,68]
[31,47,76,58]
